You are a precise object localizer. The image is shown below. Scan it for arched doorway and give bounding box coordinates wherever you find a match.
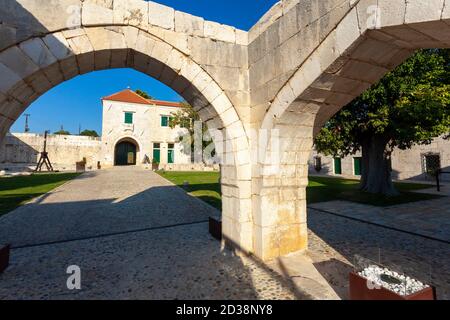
[115,139,138,166]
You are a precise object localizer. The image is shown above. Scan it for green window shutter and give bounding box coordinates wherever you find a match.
[124,112,133,124]
[153,149,161,163]
[168,149,175,164]
[334,158,342,175]
[354,157,362,176]
[161,116,168,127]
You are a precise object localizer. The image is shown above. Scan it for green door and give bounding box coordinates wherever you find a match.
[334,158,342,175]
[354,157,362,176]
[153,143,161,163]
[168,144,175,164]
[115,142,136,166]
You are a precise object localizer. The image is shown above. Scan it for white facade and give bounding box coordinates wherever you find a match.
[100,90,191,168]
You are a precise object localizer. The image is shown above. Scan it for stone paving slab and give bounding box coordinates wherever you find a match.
[309,197,450,243]
[307,208,450,300]
[0,167,220,248]
[0,223,297,300]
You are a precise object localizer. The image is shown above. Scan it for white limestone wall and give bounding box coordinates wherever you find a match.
[0,132,102,171]
[101,100,191,166]
[308,137,450,182]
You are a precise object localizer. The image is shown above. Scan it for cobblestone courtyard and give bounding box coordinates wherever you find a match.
[0,167,448,299]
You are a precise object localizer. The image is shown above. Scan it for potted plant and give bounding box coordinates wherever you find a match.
[349,257,436,300]
[152,158,160,171]
[0,244,10,273]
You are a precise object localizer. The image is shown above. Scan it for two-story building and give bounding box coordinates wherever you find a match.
[101,89,191,168]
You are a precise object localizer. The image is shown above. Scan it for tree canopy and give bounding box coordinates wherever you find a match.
[315,49,450,157]
[79,129,99,137]
[54,129,70,135]
[135,89,152,100]
[314,49,449,195]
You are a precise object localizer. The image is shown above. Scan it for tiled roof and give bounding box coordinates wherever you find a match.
[102,89,183,107]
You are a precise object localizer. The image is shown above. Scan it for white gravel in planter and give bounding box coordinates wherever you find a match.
[358,265,429,296]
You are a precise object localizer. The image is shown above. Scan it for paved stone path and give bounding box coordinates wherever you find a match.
[1,167,449,299]
[0,167,297,300]
[309,197,450,243]
[307,208,450,300]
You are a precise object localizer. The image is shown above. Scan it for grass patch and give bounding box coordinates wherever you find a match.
[307,176,439,206]
[158,171,439,210]
[158,171,222,210]
[0,172,81,217]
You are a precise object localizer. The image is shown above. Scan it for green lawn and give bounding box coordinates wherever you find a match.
[0,173,81,217]
[158,171,439,210]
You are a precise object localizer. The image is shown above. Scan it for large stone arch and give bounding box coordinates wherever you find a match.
[1,0,448,261]
[0,1,253,255]
[250,0,450,260]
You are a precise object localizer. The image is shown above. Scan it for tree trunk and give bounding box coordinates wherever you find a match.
[359,136,399,196]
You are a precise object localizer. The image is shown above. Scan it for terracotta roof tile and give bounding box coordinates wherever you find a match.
[102,89,183,107]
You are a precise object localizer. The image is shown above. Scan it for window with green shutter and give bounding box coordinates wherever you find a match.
[354,157,362,176]
[161,116,169,127]
[168,143,175,164]
[124,112,133,124]
[334,158,342,175]
[153,143,161,163]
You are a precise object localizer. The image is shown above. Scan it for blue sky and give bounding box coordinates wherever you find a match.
[11,0,279,135]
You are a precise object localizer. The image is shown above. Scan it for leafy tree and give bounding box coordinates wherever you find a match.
[54,130,71,135]
[170,101,213,163]
[80,129,99,137]
[315,49,450,196]
[135,89,152,100]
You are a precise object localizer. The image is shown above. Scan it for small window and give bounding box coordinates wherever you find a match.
[334,158,342,175]
[168,144,175,164]
[124,112,133,124]
[161,116,174,127]
[153,143,161,149]
[354,157,362,176]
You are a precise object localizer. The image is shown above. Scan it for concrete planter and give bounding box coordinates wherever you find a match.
[349,272,436,300]
[209,217,222,240]
[0,244,11,273]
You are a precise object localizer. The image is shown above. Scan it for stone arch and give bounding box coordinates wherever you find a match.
[0,23,253,253]
[112,136,141,166]
[252,0,450,260]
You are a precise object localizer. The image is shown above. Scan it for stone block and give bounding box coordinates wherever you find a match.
[148,1,175,30]
[43,33,74,61]
[377,0,406,28]
[356,0,378,32]
[235,29,248,45]
[0,63,22,94]
[201,81,223,106]
[0,46,38,80]
[335,8,361,55]
[19,38,57,69]
[27,71,52,94]
[204,21,236,43]
[82,0,114,26]
[150,40,173,64]
[13,0,82,32]
[405,0,445,24]
[175,11,204,36]
[113,0,148,28]
[165,49,186,73]
[67,34,94,55]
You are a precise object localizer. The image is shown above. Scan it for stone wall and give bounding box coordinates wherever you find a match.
[309,137,450,182]
[0,133,102,171]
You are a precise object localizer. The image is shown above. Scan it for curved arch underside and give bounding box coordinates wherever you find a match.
[1,0,449,260]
